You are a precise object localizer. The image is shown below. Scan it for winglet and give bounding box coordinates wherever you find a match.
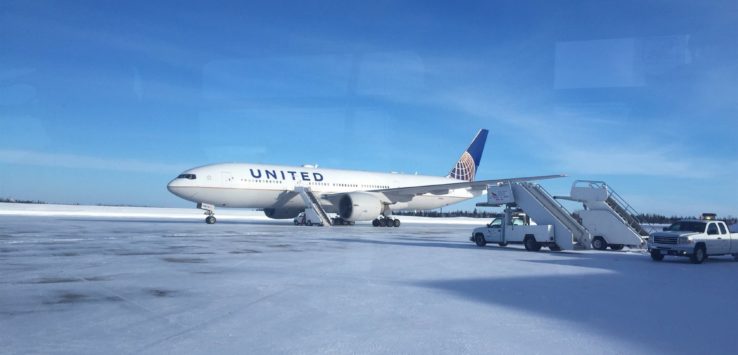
[448,129,489,181]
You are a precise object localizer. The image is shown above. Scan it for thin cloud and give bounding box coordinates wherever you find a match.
[0,149,187,174]
[432,89,733,179]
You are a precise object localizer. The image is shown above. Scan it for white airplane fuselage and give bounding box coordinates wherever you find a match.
[167,163,481,213]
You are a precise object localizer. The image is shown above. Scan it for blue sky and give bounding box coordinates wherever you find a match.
[1,1,737,216]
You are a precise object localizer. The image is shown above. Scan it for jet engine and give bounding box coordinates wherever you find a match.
[338,192,383,221]
[263,208,302,219]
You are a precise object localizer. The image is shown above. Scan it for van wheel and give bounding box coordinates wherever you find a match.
[650,250,664,261]
[609,244,624,251]
[524,236,541,251]
[474,233,487,247]
[690,245,707,264]
[592,236,608,250]
[498,242,508,247]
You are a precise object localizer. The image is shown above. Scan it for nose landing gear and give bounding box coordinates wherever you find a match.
[198,202,217,225]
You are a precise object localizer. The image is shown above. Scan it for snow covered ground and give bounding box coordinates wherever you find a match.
[1,208,737,354]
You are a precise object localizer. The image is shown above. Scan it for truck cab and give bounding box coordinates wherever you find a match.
[648,216,738,264]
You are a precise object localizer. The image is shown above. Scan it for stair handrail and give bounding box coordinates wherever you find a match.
[526,183,589,236]
[573,180,647,235]
[573,180,643,222]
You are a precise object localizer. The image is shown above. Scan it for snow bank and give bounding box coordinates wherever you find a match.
[0,203,485,225]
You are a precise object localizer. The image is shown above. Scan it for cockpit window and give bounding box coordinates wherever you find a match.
[177,174,197,180]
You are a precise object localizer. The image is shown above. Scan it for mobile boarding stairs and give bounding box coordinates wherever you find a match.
[555,180,648,250]
[295,186,333,226]
[483,180,647,250]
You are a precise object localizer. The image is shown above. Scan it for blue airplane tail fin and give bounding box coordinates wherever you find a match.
[447,129,488,181]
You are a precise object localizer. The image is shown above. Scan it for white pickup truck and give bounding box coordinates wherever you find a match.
[648,219,738,264]
[470,212,559,251]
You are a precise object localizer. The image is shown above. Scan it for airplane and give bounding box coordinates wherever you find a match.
[167,129,563,226]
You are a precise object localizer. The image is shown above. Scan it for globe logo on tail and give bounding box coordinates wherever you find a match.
[449,151,476,181]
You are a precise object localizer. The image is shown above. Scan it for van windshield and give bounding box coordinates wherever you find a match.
[665,222,706,233]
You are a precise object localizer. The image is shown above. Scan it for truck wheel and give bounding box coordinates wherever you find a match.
[524,236,541,252]
[498,242,508,247]
[549,244,562,252]
[591,236,608,251]
[474,233,487,247]
[609,244,624,251]
[690,245,707,264]
[650,250,664,261]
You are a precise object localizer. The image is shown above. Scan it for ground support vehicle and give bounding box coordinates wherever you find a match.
[648,217,738,264]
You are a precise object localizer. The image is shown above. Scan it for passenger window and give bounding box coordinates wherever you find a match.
[707,223,719,235]
[718,223,727,235]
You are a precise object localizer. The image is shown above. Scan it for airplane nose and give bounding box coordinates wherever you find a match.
[167,179,192,199]
[167,181,177,194]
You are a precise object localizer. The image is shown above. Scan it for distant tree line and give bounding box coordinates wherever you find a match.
[394,209,737,225]
[0,197,46,204]
[393,209,500,218]
[635,213,737,225]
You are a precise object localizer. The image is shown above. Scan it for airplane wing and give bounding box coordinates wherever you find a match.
[370,174,566,197]
[319,174,566,204]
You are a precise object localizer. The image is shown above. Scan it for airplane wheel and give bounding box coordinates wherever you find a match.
[385,219,394,227]
[372,219,380,227]
[378,218,387,227]
[205,216,216,224]
[393,219,401,227]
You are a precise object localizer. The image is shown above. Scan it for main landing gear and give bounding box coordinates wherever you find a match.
[372,216,401,228]
[198,202,217,225]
